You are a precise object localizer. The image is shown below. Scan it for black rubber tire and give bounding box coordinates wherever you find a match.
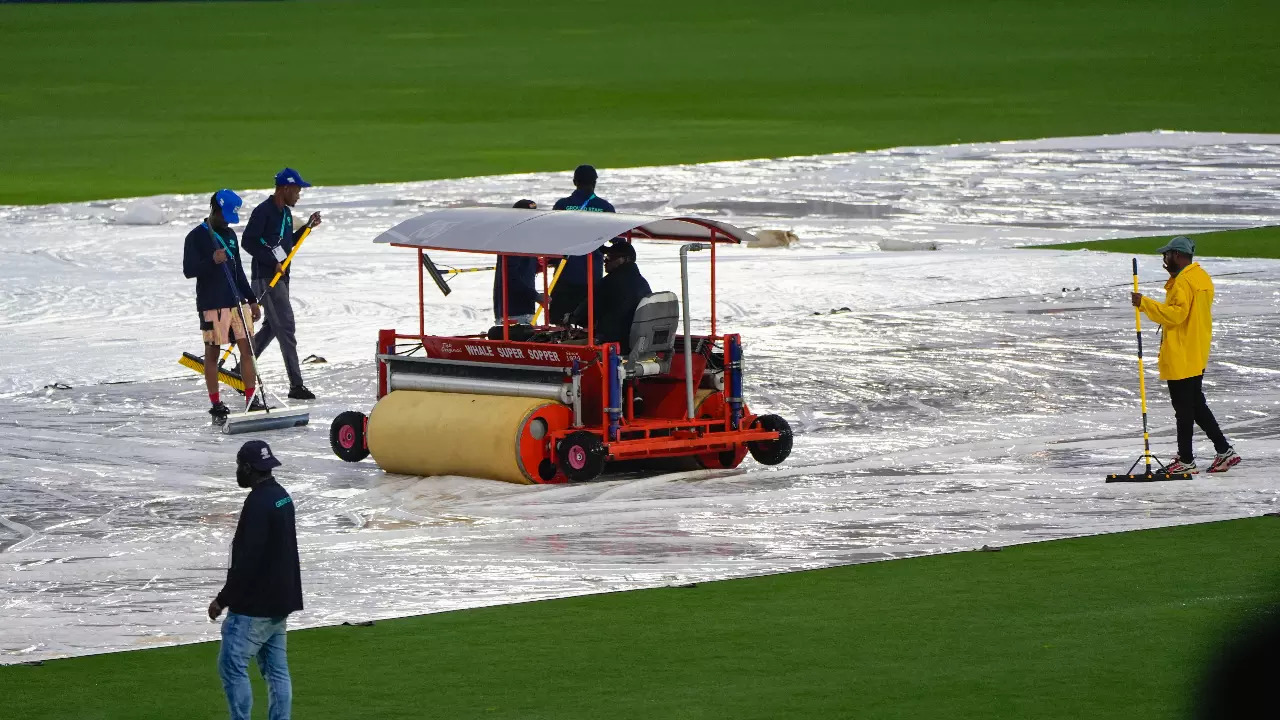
[557,430,607,482]
[330,411,370,462]
[747,414,793,466]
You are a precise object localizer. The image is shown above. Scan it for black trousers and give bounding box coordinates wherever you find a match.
[252,276,304,389]
[1166,374,1229,461]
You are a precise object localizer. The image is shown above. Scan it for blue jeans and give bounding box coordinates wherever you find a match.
[218,612,291,720]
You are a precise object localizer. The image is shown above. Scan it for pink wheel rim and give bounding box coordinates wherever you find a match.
[568,445,587,470]
[339,425,356,450]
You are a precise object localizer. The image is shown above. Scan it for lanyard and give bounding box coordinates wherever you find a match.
[278,207,291,244]
[204,222,235,253]
[574,193,596,211]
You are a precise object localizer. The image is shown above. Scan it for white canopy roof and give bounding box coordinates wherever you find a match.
[373,207,758,256]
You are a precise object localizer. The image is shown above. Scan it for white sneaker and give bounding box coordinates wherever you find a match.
[1207,447,1241,474]
[1161,456,1198,475]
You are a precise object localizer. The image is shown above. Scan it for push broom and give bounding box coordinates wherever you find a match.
[1106,258,1192,482]
[178,226,313,388]
[204,229,310,434]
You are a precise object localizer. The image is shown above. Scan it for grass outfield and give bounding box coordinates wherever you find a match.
[5,517,1278,719]
[1031,226,1280,260]
[1,0,1279,204]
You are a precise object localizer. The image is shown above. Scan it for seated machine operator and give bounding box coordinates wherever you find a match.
[569,240,651,352]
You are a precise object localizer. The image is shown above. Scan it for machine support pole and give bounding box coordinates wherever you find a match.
[416,249,425,337]
[587,253,595,347]
[377,329,396,400]
[710,230,718,339]
[728,335,743,430]
[607,345,622,441]
[680,243,706,420]
[501,254,510,341]
[570,358,583,427]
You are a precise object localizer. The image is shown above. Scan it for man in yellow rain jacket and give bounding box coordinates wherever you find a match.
[1131,235,1240,474]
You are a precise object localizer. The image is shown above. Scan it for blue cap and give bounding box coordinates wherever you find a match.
[237,440,282,471]
[274,168,312,188]
[214,189,242,224]
[1156,235,1195,255]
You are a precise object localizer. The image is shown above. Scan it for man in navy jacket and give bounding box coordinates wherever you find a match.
[493,199,545,324]
[183,190,261,424]
[571,240,651,351]
[209,440,303,720]
[549,165,612,323]
[242,168,322,401]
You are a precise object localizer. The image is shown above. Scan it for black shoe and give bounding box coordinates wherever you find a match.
[209,401,230,426]
[288,385,315,401]
[247,394,271,412]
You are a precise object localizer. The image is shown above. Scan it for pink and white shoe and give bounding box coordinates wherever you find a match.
[1161,456,1198,475]
[1207,447,1241,474]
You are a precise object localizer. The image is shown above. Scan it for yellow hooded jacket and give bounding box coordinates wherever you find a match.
[1138,262,1214,381]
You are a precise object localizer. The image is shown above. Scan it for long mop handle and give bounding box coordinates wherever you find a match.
[531,258,569,325]
[1132,257,1153,474]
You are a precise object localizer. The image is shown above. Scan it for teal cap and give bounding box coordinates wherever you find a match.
[1156,235,1194,255]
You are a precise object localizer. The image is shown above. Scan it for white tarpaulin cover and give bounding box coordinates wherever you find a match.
[2,131,1280,663]
[374,207,753,256]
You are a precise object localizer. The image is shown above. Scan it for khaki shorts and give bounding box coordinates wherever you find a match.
[201,305,254,346]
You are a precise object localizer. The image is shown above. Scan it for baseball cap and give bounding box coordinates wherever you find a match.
[214,189,242,224]
[1156,235,1195,255]
[274,168,312,188]
[237,440,282,471]
[603,239,635,261]
[573,164,598,186]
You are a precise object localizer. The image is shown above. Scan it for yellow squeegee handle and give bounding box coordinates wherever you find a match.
[269,226,312,288]
[531,258,568,325]
[1132,257,1154,474]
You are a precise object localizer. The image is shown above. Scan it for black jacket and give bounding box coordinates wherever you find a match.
[243,198,307,281]
[216,478,303,619]
[492,254,541,318]
[572,261,652,351]
[552,189,612,286]
[183,222,256,312]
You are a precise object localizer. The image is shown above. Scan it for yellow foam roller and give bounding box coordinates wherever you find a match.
[366,390,571,484]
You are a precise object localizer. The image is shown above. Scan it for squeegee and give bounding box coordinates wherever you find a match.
[1106,258,1192,482]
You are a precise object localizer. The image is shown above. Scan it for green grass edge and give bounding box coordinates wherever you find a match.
[5,516,1278,720]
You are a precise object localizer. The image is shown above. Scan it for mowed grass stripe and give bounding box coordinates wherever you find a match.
[1030,226,1280,259]
[5,517,1278,719]
[1,0,1278,203]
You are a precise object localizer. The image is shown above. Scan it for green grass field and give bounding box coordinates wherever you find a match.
[1,0,1278,204]
[5,518,1277,719]
[1032,226,1280,260]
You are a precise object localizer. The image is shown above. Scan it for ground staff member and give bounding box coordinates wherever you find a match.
[1131,235,1241,474]
[183,190,262,424]
[550,164,613,322]
[243,168,321,400]
[570,239,651,351]
[209,440,303,720]
[493,199,546,324]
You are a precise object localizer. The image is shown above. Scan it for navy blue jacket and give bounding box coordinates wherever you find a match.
[183,222,256,312]
[553,189,613,286]
[572,261,652,350]
[243,198,307,282]
[216,478,303,619]
[492,254,541,318]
